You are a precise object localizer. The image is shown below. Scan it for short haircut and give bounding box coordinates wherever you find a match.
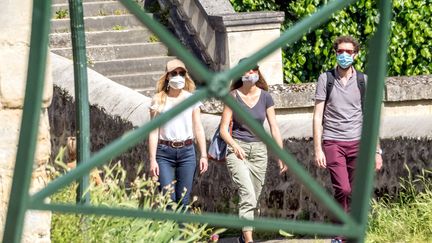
[333,36,360,53]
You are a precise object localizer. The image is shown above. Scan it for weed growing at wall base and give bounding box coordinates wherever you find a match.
[366,167,432,242]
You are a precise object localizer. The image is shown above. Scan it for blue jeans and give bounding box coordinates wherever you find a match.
[156,143,196,206]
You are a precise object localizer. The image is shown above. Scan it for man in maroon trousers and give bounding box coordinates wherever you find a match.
[312,35,383,243]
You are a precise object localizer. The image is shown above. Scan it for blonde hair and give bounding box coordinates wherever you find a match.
[152,69,196,114]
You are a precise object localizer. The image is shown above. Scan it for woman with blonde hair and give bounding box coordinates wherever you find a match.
[220,58,287,243]
[148,58,208,207]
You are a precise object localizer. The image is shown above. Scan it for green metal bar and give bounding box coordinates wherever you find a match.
[350,0,392,242]
[30,202,360,238]
[120,0,213,83]
[31,89,209,203]
[68,0,91,205]
[12,0,392,240]
[221,95,358,228]
[2,0,51,242]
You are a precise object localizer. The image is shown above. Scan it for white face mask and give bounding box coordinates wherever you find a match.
[241,73,259,84]
[168,75,185,89]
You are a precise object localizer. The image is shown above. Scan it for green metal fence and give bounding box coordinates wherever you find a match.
[3,0,391,242]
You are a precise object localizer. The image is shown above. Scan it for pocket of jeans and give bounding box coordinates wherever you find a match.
[157,144,169,152]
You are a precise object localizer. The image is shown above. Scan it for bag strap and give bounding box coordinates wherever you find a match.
[325,69,366,113]
[324,69,336,109]
[356,71,366,113]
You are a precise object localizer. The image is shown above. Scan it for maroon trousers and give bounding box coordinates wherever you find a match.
[323,140,360,213]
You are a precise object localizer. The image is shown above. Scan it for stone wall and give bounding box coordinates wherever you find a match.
[50,53,152,182]
[49,87,148,181]
[193,137,432,221]
[51,58,432,223]
[0,0,52,241]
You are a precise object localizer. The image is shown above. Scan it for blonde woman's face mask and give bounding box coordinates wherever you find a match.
[168,75,185,89]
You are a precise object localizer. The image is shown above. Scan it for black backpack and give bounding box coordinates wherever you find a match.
[325,69,366,112]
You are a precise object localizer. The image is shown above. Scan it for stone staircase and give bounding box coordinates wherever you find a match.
[50,0,174,95]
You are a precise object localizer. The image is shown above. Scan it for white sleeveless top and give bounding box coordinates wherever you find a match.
[150,91,201,141]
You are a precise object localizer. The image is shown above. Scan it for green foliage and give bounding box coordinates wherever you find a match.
[149,34,160,43]
[230,0,278,12]
[50,159,224,242]
[366,166,432,242]
[230,0,432,83]
[54,9,68,19]
[113,9,127,16]
[112,25,126,31]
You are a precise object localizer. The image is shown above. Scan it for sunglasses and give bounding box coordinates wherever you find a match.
[336,49,356,55]
[169,70,186,77]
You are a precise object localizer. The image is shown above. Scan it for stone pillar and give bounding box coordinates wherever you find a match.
[210,12,285,85]
[0,0,52,242]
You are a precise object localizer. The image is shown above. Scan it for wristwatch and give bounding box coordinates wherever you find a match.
[376,148,383,155]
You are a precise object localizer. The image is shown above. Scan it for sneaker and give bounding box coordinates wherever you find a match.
[331,239,342,243]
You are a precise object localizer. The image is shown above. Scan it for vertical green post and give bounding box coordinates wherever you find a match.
[68,0,91,205]
[2,0,51,242]
[350,0,392,242]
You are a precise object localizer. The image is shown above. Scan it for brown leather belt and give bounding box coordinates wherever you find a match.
[158,139,193,148]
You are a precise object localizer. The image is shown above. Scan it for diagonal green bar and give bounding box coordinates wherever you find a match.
[68,0,91,204]
[120,0,212,83]
[221,0,358,84]
[2,0,52,242]
[30,202,360,238]
[221,95,357,227]
[13,0,392,241]
[31,89,209,203]
[350,0,392,242]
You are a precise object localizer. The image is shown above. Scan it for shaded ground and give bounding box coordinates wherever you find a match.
[219,237,328,243]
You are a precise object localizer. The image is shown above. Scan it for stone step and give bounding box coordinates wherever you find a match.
[108,71,165,89]
[91,56,174,76]
[49,29,154,48]
[52,1,129,18]
[51,42,169,61]
[51,14,150,33]
[53,0,115,4]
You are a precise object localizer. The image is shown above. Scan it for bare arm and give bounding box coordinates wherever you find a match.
[148,108,160,177]
[192,107,208,174]
[220,104,245,160]
[266,106,287,174]
[313,100,326,168]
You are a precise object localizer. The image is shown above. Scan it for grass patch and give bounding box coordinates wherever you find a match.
[54,9,68,19]
[112,25,125,31]
[367,166,432,242]
[50,154,224,242]
[148,34,160,43]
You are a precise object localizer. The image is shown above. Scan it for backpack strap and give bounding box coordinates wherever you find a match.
[356,71,366,113]
[325,69,366,113]
[324,69,336,108]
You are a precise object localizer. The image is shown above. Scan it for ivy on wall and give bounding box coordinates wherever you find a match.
[230,0,432,83]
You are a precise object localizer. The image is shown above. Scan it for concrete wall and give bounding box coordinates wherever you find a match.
[0,0,52,241]
[51,53,432,222]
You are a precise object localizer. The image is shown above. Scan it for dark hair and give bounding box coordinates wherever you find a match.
[230,58,268,91]
[230,69,268,91]
[333,36,360,53]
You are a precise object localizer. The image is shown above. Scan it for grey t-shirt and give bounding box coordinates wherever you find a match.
[315,69,367,141]
[232,89,274,142]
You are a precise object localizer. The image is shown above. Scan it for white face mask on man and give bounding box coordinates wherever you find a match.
[168,75,185,89]
[241,73,259,84]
